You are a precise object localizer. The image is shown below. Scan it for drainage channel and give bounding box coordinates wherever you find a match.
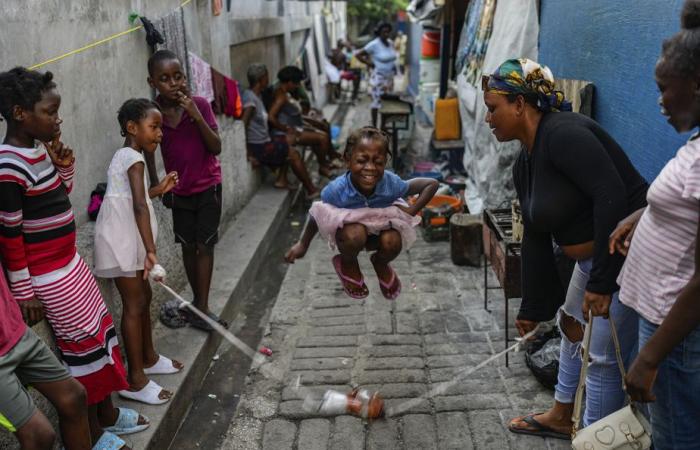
[168,198,308,450]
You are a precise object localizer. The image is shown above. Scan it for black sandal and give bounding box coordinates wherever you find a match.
[508,413,571,440]
[182,309,228,332]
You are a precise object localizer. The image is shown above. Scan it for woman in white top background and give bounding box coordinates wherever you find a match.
[356,22,398,127]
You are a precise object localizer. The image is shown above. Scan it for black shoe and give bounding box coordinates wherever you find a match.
[182,309,228,332]
[159,300,188,329]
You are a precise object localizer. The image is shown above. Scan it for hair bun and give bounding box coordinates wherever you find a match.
[682,0,700,29]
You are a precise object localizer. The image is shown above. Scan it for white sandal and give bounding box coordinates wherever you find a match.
[143,354,182,375]
[119,380,171,405]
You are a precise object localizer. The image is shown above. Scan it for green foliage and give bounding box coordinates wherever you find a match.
[347,0,409,21]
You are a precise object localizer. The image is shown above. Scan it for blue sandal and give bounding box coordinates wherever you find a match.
[93,431,126,449]
[103,408,149,435]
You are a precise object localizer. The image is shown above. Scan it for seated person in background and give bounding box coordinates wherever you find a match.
[290,84,344,165]
[268,66,338,178]
[242,63,319,198]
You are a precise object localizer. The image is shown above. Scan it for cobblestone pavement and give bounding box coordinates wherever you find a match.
[220,232,570,450]
[218,93,568,449]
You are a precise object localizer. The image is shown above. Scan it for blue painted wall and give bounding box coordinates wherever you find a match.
[538,0,688,182]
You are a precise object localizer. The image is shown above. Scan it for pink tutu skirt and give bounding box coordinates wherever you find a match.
[309,200,421,250]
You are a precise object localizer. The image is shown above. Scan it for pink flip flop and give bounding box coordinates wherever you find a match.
[332,255,369,299]
[371,254,402,300]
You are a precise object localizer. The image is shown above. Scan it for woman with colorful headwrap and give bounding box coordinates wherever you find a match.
[483,59,649,439]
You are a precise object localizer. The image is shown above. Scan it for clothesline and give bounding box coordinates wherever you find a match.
[28,0,193,71]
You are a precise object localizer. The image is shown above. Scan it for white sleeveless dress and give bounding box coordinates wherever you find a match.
[94,147,157,278]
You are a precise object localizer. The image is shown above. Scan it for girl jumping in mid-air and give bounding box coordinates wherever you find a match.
[94,98,183,405]
[285,127,438,299]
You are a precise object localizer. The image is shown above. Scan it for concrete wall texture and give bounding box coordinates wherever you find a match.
[0,1,345,447]
[538,0,689,182]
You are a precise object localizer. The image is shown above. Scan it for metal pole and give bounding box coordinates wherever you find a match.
[438,22,451,98]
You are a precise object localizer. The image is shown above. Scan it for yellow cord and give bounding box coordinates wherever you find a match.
[28,0,193,71]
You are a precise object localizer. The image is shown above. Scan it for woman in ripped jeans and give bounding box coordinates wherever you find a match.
[481,58,649,439]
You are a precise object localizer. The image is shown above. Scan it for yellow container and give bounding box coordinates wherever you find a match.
[434,97,461,141]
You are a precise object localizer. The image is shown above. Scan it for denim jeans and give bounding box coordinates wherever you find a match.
[639,316,700,449]
[554,258,639,426]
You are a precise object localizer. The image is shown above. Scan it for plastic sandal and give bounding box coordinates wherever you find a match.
[332,254,369,299]
[119,380,171,405]
[371,254,401,300]
[93,431,126,449]
[143,355,182,375]
[508,413,570,440]
[103,408,149,435]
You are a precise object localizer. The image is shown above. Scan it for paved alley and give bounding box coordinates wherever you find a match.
[220,232,570,450]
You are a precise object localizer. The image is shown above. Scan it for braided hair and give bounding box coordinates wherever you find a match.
[343,126,392,159]
[0,67,57,122]
[117,98,161,137]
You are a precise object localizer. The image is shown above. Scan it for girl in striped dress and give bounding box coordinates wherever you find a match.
[0,67,146,449]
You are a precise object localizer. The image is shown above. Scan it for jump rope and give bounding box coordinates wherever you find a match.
[154,275,539,418]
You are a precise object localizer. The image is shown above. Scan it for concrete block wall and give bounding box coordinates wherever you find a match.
[0,0,345,447]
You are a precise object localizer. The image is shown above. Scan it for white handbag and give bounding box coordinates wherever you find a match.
[571,315,652,450]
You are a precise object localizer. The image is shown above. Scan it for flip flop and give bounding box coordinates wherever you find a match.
[119,380,171,405]
[103,408,150,435]
[332,254,369,299]
[143,355,182,375]
[371,254,402,300]
[182,309,228,332]
[508,413,571,440]
[93,431,127,449]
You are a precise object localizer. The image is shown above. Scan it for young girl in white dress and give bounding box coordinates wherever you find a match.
[94,98,182,405]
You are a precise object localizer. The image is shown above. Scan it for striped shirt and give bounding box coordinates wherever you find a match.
[618,137,700,325]
[0,144,76,302]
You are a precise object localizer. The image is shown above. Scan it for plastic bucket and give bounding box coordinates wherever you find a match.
[421,31,441,59]
[409,194,463,226]
[419,59,440,84]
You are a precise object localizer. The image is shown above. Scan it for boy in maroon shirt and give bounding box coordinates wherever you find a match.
[0,262,90,449]
[145,50,226,331]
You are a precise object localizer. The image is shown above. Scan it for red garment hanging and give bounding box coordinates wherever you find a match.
[223,77,243,118]
[210,67,242,118]
[213,0,223,16]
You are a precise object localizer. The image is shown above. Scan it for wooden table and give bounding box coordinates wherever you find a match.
[482,208,522,366]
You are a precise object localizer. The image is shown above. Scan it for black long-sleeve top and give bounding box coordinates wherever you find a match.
[513,112,648,322]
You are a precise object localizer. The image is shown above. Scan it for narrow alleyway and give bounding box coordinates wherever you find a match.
[217,226,570,450]
[172,96,572,450]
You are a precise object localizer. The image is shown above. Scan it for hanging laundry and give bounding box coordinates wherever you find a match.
[188,52,215,102]
[213,0,223,16]
[211,67,228,115]
[224,77,243,118]
[457,0,497,85]
[211,68,243,118]
[155,9,190,85]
